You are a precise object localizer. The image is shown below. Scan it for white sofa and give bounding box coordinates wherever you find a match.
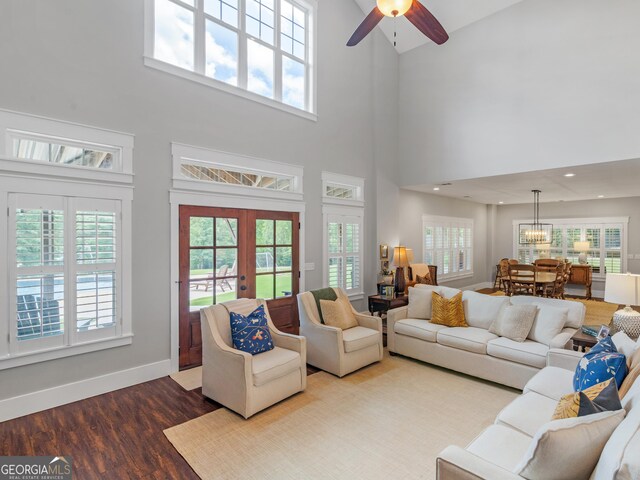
[436,349,640,479]
[387,285,585,389]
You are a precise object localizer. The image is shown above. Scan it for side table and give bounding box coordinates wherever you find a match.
[572,331,597,353]
[368,294,408,317]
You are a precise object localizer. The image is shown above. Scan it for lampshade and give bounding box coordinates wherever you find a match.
[574,241,590,252]
[392,246,410,267]
[604,273,640,306]
[406,248,414,264]
[376,0,412,17]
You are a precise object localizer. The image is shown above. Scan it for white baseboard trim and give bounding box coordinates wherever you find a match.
[461,282,493,291]
[565,286,605,299]
[0,359,172,422]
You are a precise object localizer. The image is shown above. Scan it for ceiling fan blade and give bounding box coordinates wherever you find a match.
[347,7,384,47]
[404,0,449,45]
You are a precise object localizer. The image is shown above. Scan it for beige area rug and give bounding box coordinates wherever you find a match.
[164,354,519,480]
[488,291,617,326]
[170,366,202,391]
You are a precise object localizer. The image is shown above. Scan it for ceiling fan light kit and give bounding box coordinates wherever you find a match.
[347,0,449,47]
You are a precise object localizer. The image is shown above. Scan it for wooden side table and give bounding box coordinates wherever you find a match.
[572,331,597,352]
[568,264,593,300]
[368,294,408,317]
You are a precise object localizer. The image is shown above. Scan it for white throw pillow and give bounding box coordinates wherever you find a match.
[489,304,538,342]
[514,409,626,480]
[414,283,460,299]
[527,303,568,346]
[462,291,510,330]
[612,331,638,366]
[407,286,440,320]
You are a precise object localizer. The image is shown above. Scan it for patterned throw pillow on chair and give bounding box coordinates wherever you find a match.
[573,336,628,391]
[553,378,623,420]
[230,304,274,355]
[416,273,432,285]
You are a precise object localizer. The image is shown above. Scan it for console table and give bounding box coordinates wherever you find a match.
[568,264,592,300]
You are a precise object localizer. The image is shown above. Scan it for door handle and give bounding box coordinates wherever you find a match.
[240,285,247,291]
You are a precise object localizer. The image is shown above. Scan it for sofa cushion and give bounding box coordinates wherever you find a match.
[251,347,300,387]
[415,283,460,299]
[514,409,626,480]
[462,291,510,330]
[437,327,498,355]
[496,391,559,437]
[592,407,640,480]
[431,292,468,328]
[552,378,622,420]
[489,304,538,342]
[407,286,440,320]
[487,337,549,369]
[528,303,568,346]
[524,366,575,401]
[342,326,379,353]
[510,295,585,330]
[394,319,447,343]
[466,424,532,472]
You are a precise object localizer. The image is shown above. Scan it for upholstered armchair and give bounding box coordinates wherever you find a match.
[404,263,438,294]
[200,298,307,419]
[297,288,383,377]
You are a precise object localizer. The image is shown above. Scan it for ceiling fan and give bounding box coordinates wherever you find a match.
[347,0,448,47]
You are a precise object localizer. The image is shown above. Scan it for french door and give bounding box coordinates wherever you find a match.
[178,206,300,369]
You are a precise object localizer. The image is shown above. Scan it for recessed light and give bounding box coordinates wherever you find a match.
[564,173,576,177]
[498,201,504,205]
[597,195,605,198]
[433,187,440,191]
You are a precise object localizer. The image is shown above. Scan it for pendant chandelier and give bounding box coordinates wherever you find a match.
[519,190,553,245]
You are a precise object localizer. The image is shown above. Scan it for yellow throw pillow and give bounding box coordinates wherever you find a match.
[552,378,619,420]
[319,297,358,330]
[430,291,467,327]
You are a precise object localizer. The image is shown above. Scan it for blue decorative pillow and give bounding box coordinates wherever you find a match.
[574,336,628,391]
[230,304,274,355]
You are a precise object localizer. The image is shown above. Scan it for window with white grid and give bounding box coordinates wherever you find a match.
[324,210,363,296]
[146,0,315,114]
[423,215,474,280]
[513,218,628,278]
[8,195,123,355]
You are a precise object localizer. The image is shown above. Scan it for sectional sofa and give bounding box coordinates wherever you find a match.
[386,285,585,389]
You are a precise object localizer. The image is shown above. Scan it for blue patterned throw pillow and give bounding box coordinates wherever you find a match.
[574,336,628,391]
[230,304,274,355]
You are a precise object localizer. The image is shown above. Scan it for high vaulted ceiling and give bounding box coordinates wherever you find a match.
[406,159,640,205]
[353,0,524,53]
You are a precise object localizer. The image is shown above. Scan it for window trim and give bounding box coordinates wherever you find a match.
[422,214,474,282]
[321,171,365,207]
[511,216,629,279]
[322,204,364,300]
[143,0,318,121]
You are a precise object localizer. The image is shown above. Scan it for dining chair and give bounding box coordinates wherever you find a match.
[508,264,536,296]
[493,258,511,293]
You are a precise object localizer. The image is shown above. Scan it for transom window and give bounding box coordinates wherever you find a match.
[149,0,315,113]
[181,162,294,191]
[514,218,628,277]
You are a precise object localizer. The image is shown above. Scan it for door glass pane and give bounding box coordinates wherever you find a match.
[275,220,292,244]
[190,217,214,246]
[275,272,292,298]
[216,217,238,246]
[256,274,275,299]
[256,246,274,273]
[256,220,274,245]
[276,246,292,271]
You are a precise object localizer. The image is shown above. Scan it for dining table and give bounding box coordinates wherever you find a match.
[507,270,557,296]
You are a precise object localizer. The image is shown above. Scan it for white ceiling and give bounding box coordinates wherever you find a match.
[352,0,525,54]
[405,159,640,205]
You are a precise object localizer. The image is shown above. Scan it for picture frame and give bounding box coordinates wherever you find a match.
[597,324,610,341]
[379,244,388,260]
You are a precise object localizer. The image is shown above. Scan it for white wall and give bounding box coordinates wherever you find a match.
[397,0,640,186]
[397,189,490,289]
[0,0,397,402]
[494,196,640,294]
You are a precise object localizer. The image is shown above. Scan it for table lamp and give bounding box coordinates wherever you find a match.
[392,246,410,295]
[574,241,590,265]
[604,273,640,339]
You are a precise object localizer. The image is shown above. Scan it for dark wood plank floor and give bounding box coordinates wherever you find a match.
[1,366,319,479]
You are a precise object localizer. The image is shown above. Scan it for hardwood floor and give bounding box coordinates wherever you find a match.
[1,367,319,479]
